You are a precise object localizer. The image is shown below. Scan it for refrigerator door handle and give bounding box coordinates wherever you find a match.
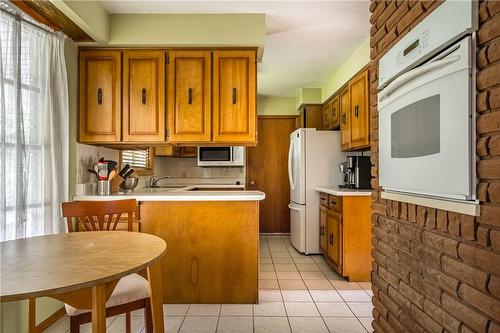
[288,141,295,190]
[288,203,301,211]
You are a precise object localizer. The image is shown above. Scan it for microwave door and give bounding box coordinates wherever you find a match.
[379,37,473,200]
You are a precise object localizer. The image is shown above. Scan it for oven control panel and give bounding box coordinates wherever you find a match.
[396,29,429,67]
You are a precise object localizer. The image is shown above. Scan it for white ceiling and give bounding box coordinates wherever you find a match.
[99,1,370,97]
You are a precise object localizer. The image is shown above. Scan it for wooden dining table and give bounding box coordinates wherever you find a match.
[0,231,167,332]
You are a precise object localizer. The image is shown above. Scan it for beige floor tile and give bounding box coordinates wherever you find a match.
[260,279,280,290]
[259,271,277,279]
[300,271,327,280]
[220,304,253,317]
[284,302,320,317]
[165,316,184,333]
[292,257,316,264]
[289,317,329,333]
[275,264,298,272]
[260,257,273,264]
[105,315,145,333]
[277,271,302,279]
[357,282,372,289]
[304,279,334,290]
[253,302,286,316]
[273,257,294,263]
[309,290,343,302]
[358,317,374,332]
[260,264,275,272]
[260,252,271,258]
[259,290,282,302]
[187,304,221,316]
[323,270,344,280]
[316,302,354,317]
[163,304,190,316]
[281,290,313,302]
[216,317,253,333]
[338,290,372,302]
[330,280,363,290]
[254,317,291,333]
[323,317,367,333]
[279,279,307,290]
[179,317,218,333]
[347,302,374,317]
[296,263,321,272]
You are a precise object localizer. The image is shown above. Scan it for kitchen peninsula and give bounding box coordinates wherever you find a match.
[74,187,265,304]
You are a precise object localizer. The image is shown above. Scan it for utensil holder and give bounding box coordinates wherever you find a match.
[97,180,111,196]
[111,175,124,193]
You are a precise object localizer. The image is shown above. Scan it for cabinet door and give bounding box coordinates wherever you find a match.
[349,70,369,149]
[123,50,165,142]
[339,87,351,150]
[319,205,328,254]
[167,50,211,143]
[327,209,342,269]
[330,95,340,129]
[213,50,256,143]
[79,50,121,143]
[322,102,331,130]
[155,146,175,156]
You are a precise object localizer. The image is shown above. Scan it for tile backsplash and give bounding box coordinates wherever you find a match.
[154,157,245,180]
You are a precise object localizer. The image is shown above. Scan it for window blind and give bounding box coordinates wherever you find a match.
[121,149,151,169]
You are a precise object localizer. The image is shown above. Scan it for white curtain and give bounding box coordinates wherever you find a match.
[0,9,69,241]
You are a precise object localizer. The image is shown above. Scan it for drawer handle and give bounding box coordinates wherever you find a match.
[97,88,102,105]
[188,88,193,104]
[141,88,147,105]
[232,88,237,104]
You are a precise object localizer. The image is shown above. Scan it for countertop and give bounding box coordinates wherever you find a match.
[315,186,372,196]
[73,184,265,202]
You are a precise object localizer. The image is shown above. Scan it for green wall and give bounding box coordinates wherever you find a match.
[258,96,298,116]
[321,37,370,102]
[295,88,322,110]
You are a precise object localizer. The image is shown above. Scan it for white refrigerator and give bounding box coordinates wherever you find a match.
[288,129,347,254]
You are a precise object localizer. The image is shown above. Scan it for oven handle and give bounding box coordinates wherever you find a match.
[379,55,461,102]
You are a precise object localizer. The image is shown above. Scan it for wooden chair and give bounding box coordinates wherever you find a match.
[61,199,153,333]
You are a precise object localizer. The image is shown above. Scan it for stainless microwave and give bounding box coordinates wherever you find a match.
[197,146,245,167]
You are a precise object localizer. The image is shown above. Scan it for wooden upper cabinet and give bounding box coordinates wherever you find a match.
[167,50,211,143]
[322,101,331,129]
[79,50,121,143]
[349,70,369,149]
[213,50,256,143]
[123,50,165,142]
[339,86,351,150]
[330,95,340,129]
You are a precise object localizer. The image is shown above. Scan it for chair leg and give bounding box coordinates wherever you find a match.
[69,316,80,333]
[125,311,132,333]
[144,299,153,333]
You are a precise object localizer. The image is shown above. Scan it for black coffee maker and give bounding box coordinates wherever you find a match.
[338,156,371,189]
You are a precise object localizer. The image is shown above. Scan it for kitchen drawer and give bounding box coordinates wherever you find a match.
[328,195,342,212]
[320,193,329,207]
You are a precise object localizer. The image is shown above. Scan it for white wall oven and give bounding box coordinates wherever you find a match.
[378,0,477,201]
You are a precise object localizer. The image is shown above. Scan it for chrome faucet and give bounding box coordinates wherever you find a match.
[148,175,171,188]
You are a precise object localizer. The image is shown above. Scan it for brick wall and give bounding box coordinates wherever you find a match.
[369,1,500,332]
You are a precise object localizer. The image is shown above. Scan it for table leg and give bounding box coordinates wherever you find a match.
[92,284,107,333]
[147,261,164,332]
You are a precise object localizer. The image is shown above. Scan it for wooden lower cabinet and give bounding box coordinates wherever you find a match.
[139,201,259,304]
[319,193,371,281]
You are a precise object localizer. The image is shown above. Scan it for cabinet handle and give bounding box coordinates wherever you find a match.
[97,88,102,105]
[232,88,237,104]
[188,88,193,105]
[320,226,324,236]
[329,234,333,245]
[141,88,147,105]
[354,105,359,118]
[342,113,346,124]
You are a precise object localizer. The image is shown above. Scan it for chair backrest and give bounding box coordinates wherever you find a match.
[61,199,137,232]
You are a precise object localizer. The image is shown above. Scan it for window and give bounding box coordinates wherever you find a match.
[120,148,154,176]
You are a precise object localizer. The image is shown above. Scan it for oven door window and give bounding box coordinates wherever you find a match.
[199,147,231,161]
[391,94,440,158]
